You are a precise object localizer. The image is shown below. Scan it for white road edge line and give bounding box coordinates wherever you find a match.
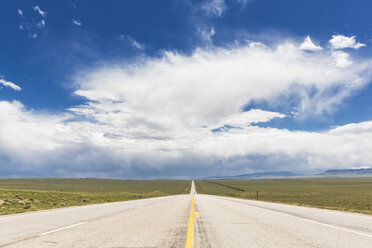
[0,211,63,222]
[40,222,86,236]
[268,208,372,239]
[215,196,372,239]
[0,196,174,223]
[0,207,90,222]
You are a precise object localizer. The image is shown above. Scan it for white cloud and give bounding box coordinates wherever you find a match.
[197,27,215,43]
[120,35,145,50]
[236,0,254,6]
[74,41,370,118]
[299,36,322,51]
[17,9,23,17]
[193,121,372,172]
[129,38,144,50]
[37,19,46,28]
[329,35,365,49]
[201,0,227,17]
[1,37,372,177]
[0,79,21,91]
[246,40,266,48]
[2,99,372,178]
[213,109,285,129]
[200,0,253,17]
[18,7,47,38]
[0,101,71,151]
[332,51,352,68]
[330,121,372,134]
[72,19,82,26]
[65,40,372,174]
[33,6,46,18]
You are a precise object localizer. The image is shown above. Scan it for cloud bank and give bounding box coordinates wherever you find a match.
[1,36,372,178]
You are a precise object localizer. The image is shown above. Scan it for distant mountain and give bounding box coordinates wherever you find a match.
[322,168,372,176]
[202,171,301,180]
[231,171,301,179]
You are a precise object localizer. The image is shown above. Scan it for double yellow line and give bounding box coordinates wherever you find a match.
[185,196,195,248]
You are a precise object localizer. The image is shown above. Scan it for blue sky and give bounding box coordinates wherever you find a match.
[1,0,372,178]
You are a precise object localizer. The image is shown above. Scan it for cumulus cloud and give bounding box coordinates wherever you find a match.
[329,35,365,49]
[2,100,372,178]
[299,36,322,51]
[72,19,82,26]
[74,40,370,117]
[1,37,372,178]
[331,51,353,68]
[0,79,21,91]
[0,101,70,150]
[193,121,372,173]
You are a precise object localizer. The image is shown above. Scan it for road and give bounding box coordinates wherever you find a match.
[0,181,371,247]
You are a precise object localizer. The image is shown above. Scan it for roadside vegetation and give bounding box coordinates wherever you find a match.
[195,178,372,215]
[0,179,191,215]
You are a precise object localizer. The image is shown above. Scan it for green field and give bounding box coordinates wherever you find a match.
[0,178,191,215]
[195,178,372,215]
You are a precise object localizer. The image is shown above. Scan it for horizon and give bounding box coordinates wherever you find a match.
[1,0,372,179]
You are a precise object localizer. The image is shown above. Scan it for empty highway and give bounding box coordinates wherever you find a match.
[1,181,371,247]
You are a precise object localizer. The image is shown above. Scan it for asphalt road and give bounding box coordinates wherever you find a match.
[1,181,371,247]
[194,194,372,248]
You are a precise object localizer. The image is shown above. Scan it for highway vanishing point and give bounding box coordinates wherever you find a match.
[1,181,372,247]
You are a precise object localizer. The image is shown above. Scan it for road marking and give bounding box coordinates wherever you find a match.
[273,211,372,239]
[0,196,174,223]
[216,196,372,239]
[195,211,199,218]
[0,210,65,223]
[185,196,194,248]
[40,222,85,236]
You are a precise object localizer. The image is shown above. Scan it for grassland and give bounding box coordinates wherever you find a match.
[0,178,191,215]
[195,178,372,215]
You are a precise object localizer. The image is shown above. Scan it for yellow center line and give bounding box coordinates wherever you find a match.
[185,196,194,248]
[195,211,199,218]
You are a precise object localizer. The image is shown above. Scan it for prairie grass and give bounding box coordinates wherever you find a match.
[195,178,372,215]
[0,178,191,215]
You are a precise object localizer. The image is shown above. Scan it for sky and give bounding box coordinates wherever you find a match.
[1,0,372,178]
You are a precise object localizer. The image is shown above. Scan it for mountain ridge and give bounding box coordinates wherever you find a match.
[202,168,372,180]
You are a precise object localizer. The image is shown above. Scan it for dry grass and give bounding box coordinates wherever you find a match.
[0,178,191,215]
[195,177,372,215]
